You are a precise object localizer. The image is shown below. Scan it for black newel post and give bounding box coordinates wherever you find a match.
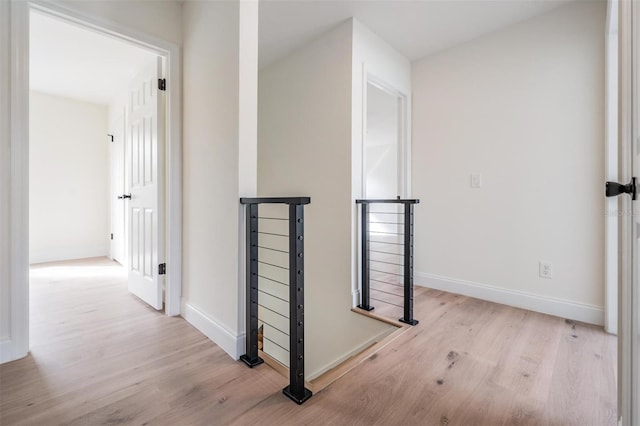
[358,202,373,311]
[283,204,313,404]
[399,203,418,325]
[240,203,264,367]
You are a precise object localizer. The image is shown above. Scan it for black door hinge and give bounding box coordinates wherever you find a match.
[110,233,113,240]
[158,78,166,91]
[159,263,166,275]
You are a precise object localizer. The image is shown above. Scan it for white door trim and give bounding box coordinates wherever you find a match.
[605,0,619,335]
[5,0,183,362]
[618,0,636,423]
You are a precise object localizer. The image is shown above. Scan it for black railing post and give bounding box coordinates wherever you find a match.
[358,202,374,311]
[240,203,264,367]
[399,203,418,325]
[283,204,313,404]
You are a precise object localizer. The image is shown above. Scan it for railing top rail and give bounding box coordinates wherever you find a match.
[356,199,419,204]
[240,197,311,205]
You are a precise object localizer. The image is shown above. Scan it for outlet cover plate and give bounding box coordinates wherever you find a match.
[539,261,553,279]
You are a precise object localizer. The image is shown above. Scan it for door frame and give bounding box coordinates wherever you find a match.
[362,72,410,199]
[618,0,637,423]
[605,0,618,335]
[5,0,182,362]
[109,108,127,267]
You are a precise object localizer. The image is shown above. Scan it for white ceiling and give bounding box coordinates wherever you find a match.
[259,0,574,69]
[30,11,157,106]
[31,1,575,104]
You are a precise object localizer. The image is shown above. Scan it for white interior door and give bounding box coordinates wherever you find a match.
[110,110,126,265]
[126,57,164,310]
[618,0,639,423]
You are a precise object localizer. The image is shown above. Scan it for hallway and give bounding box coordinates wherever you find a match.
[0,258,617,425]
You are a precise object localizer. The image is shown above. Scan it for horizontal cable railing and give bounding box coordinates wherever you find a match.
[239,197,312,405]
[356,198,419,326]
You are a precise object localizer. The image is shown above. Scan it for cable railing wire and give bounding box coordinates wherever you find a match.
[240,197,312,404]
[371,287,404,298]
[370,268,403,277]
[258,274,289,287]
[258,231,288,238]
[356,198,419,325]
[258,302,290,320]
[370,259,404,267]
[263,336,290,353]
[369,249,403,256]
[258,260,289,270]
[258,288,289,304]
[370,296,404,308]
[258,318,290,337]
[257,245,289,254]
[370,278,404,287]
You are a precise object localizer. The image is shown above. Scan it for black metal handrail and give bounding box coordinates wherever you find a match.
[356,198,419,325]
[239,197,312,405]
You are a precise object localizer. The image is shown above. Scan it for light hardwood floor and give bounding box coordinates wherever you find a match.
[0,258,616,425]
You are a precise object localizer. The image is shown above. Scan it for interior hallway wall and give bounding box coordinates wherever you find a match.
[259,20,396,379]
[56,0,182,46]
[0,0,11,344]
[181,0,258,359]
[411,1,606,324]
[29,91,109,264]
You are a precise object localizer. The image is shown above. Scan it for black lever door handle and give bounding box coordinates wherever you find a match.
[606,178,636,200]
[117,194,132,200]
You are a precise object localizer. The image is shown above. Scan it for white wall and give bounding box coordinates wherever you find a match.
[0,0,11,343]
[259,20,396,379]
[29,91,109,264]
[181,0,258,359]
[56,0,182,46]
[412,1,606,325]
[351,19,412,199]
[604,0,618,334]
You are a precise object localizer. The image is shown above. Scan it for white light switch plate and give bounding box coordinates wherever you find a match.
[470,173,482,188]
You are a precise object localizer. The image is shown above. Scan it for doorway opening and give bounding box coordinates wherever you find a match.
[5,0,183,362]
[361,79,410,321]
[363,80,407,200]
[29,8,167,315]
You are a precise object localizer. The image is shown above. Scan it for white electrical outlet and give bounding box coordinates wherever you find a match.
[470,173,482,188]
[539,261,553,279]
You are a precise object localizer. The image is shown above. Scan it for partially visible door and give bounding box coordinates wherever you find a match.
[364,82,402,199]
[618,0,639,424]
[630,1,639,422]
[110,110,126,265]
[126,57,164,310]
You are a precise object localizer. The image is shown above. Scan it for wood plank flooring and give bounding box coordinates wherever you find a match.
[0,257,616,425]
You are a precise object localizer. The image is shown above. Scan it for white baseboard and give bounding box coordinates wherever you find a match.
[0,339,28,364]
[29,245,110,265]
[351,289,361,307]
[415,272,604,326]
[0,339,13,363]
[182,303,244,360]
